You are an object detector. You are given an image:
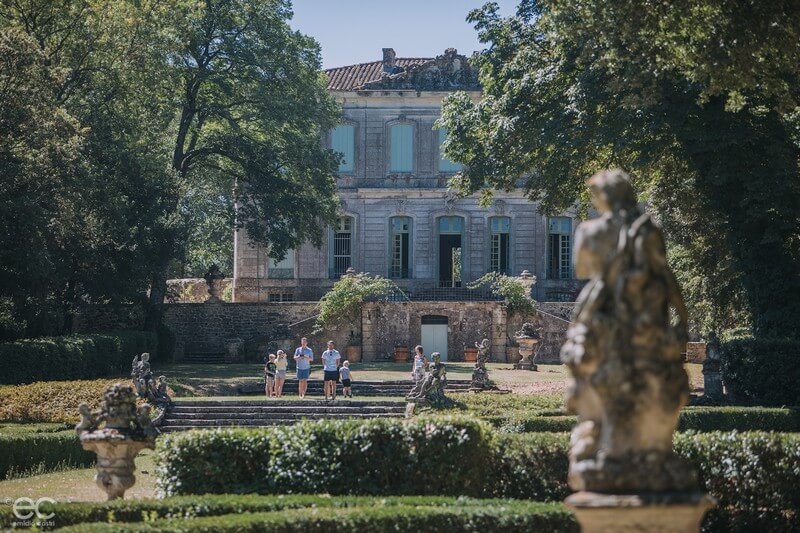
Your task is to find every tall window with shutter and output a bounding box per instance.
[438,128,462,172]
[331,124,355,173]
[489,217,511,274]
[547,217,572,279]
[390,123,414,172]
[331,216,353,277]
[389,217,411,279]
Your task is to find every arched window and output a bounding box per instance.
[390,123,414,172]
[438,128,462,172]
[389,216,412,279]
[331,124,355,173]
[331,216,353,277]
[489,217,511,274]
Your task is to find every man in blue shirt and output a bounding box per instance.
[321,340,341,401]
[293,337,313,399]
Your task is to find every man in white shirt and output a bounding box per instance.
[321,340,341,401]
[293,337,314,399]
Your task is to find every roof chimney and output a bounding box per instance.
[382,48,396,72]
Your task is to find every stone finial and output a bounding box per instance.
[517,270,537,296]
[203,264,225,303]
[344,266,357,277]
[76,383,157,500]
[382,48,396,71]
[561,169,711,530]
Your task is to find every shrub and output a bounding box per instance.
[315,273,403,333]
[0,379,130,423]
[0,424,93,478]
[484,407,800,434]
[721,337,800,406]
[0,331,157,385]
[155,416,494,497]
[0,495,576,531]
[444,392,564,416]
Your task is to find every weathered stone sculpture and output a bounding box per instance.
[470,338,494,391]
[560,170,711,531]
[203,263,225,303]
[131,353,171,408]
[514,322,541,371]
[76,383,157,500]
[406,352,447,405]
[701,331,723,402]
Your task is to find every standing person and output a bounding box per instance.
[274,349,288,397]
[321,340,341,401]
[411,345,428,383]
[264,353,277,398]
[294,337,313,399]
[340,360,353,398]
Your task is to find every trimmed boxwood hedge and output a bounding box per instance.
[484,407,800,433]
[722,336,800,407]
[155,419,800,532]
[0,424,93,478]
[156,416,493,497]
[0,495,577,532]
[0,330,157,385]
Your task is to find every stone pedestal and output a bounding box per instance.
[566,492,714,533]
[702,366,723,401]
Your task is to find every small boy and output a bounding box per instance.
[340,360,353,398]
[264,353,277,397]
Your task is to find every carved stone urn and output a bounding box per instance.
[514,322,541,371]
[76,383,157,500]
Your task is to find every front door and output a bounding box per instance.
[421,315,448,361]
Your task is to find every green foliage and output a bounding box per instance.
[0,331,156,385]
[440,0,800,336]
[0,379,134,424]
[0,424,93,479]
[468,272,537,316]
[155,416,492,497]
[721,337,800,406]
[0,495,576,533]
[315,273,404,332]
[444,392,564,416]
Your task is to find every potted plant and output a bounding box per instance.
[345,331,362,363]
[464,345,478,362]
[394,345,410,363]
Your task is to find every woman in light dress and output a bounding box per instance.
[274,350,288,397]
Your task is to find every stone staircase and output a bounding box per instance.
[159,399,407,432]
[181,352,226,364]
[238,379,473,397]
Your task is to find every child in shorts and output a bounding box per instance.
[264,353,277,397]
[340,360,353,398]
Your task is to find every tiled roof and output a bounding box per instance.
[325,58,432,91]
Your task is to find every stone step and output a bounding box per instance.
[167,408,407,418]
[173,399,405,407]
[162,413,404,424]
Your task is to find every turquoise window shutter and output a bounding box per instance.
[331,125,355,172]
[438,128,462,172]
[390,124,414,172]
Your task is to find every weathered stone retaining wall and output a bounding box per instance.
[75,300,574,365]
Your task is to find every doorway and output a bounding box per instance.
[421,315,448,361]
[437,216,464,288]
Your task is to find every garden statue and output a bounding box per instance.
[561,170,711,531]
[131,353,171,408]
[407,352,447,405]
[76,383,157,500]
[514,322,541,370]
[470,338,494,391]
[701,331,723,402]
[203,263,226,302]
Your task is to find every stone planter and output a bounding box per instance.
[394,346,409,363]
[514,337,539,371]
[464,347,478,362]
[346,345,362,363]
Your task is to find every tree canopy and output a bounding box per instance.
[440,0,800,336]
[0,0,341,337]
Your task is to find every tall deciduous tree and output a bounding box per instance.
[440,0,800,336]
[144,0,340,330]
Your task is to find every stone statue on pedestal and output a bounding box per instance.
[701,331,723,402]
[203,264,225,303]
[407,352,447,405]
[561,170,712,531]
[470,338,494,391]
[131,353,171,408]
